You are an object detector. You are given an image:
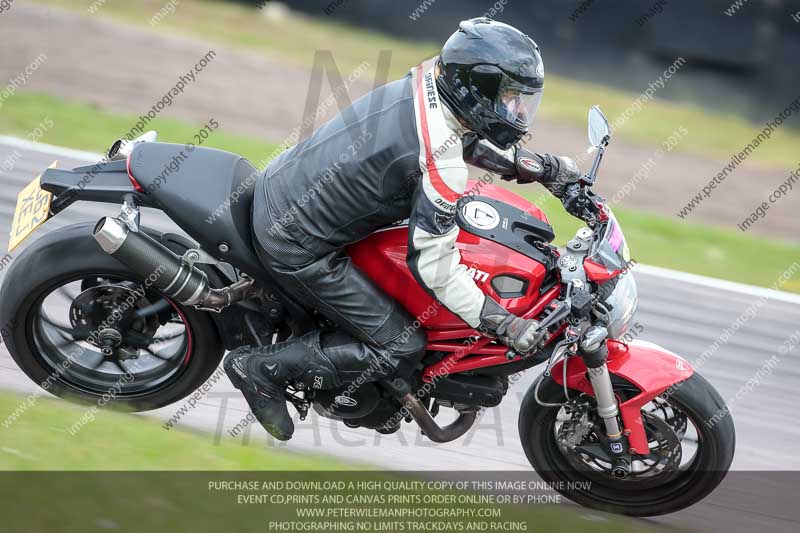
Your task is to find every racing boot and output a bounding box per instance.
[223,331,342,441]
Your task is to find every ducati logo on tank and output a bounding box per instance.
[462,200,500,230]
[466,267,489,283]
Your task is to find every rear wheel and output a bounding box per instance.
[0,223,224,411]
[518,372,735,516]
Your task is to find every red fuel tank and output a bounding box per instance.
[347,183,554,329]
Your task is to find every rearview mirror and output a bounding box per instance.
[587,106,610,148]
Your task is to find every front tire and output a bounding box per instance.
[0,223,225,411]
[518,372,735,516]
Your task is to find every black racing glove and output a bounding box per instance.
[561,183,605,225]
[461,134,580,197]
[503,148,581,198]
[477,298,546,355]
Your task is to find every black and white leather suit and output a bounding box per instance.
[244,57,580,392]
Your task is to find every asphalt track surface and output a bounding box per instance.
[0,139,798,532]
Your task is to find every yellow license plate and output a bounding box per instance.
[8,161,57,252]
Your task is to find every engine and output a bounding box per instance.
[427,374,508,408]
[312,383,403,433]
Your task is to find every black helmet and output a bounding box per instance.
[437,18,544,150]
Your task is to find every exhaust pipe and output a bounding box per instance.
[399,393,477,443]
[93,217,250,310]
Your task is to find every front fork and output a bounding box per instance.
[581,325,631,478]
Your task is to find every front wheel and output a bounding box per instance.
[0,223,225,411]
[518,372,735,516]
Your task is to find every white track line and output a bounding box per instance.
[635,264,800,305]
[2,136,798,305]
[0,135,103,161]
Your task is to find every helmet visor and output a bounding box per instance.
[467,65,544,148]
[495,78,542,129]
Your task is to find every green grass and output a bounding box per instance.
[3,90,799,293]
[33,0,800,169]
[0,390,660,532]
[0,391,348,470]
[0,92,278,165]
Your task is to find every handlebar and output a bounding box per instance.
[562,184,605,226]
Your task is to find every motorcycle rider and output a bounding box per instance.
[224,17,585,441]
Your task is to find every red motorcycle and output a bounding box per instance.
[1,107,733,515]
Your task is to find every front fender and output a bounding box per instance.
[550,340,694,454]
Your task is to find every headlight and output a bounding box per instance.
[602,272,638,339]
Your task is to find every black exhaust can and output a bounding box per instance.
[93,217,210,306]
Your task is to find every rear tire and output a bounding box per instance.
[518,372,735,516]
[0,223,224,411]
